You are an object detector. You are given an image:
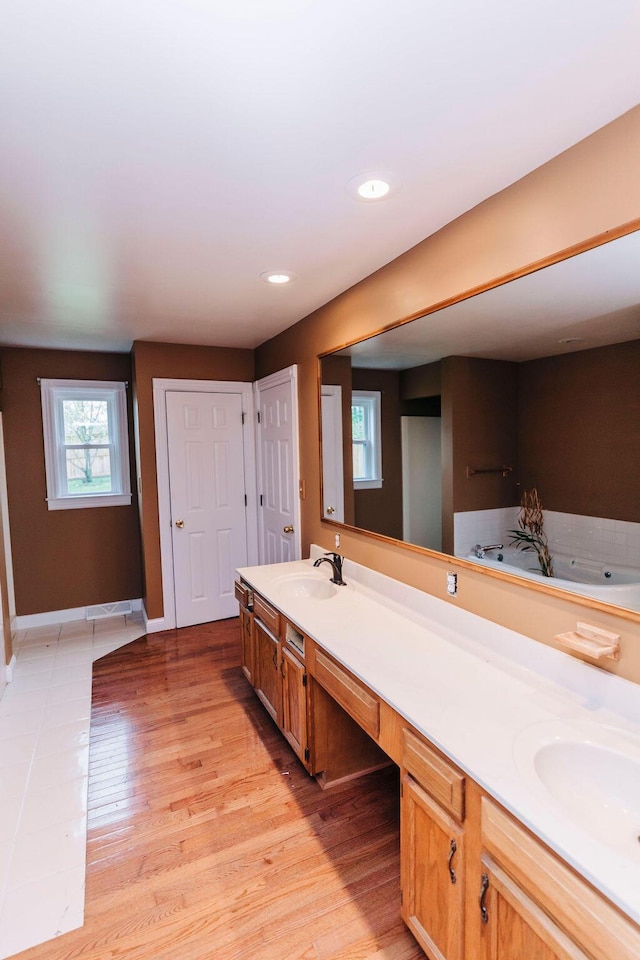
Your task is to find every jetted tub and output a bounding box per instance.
[465,547,640,611]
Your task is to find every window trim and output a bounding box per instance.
[352,389,383,490]
[40,378,132,510]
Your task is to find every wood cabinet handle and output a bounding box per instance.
[448,839,457,884]
[280,656,286,679]
[479,873,489,924]
[272,648,278,668]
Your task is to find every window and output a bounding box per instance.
[351,390,382,489]
[40,379,132,510]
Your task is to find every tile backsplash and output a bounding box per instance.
[454,508,640,570]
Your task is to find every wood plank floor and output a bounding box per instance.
[13,618,425,960]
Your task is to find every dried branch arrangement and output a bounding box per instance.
[509,487,554,577]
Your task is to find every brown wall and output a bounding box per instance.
[352,368,404,541]
[1,348,142,616]
[400,360,441,401]
[442,357,520,552]
[519,340,640,521]
[132,341,255,619]
[254,106,640,683]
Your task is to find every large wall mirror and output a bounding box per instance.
[319,227,640,616]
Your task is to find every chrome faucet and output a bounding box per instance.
[473,543,503,559]
[313,552,346,585]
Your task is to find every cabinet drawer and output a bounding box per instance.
[234,579,251,609]
[402,728,465,822]
[253,593,280,635]
[314,649,380,739]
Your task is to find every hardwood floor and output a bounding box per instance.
[13,618,424,960]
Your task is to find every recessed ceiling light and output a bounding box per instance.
[260,271,295,284]
[357,178,390,200]
[347,171,399,202]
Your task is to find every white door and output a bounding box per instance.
[321,386,344,523]
[401,416,442,552]
[256,368,300,563]
[166,391,248,627]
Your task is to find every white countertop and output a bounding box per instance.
[237,548,640,925]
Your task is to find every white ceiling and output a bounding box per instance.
[1,0,639,354]
[337,229,640,368]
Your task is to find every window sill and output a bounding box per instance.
[46,493,132,511]
[353,479,383,490]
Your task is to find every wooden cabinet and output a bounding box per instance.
[237,580,640,959]
[479,857,583,960]
[401,729,466,960]
[400,761,640,960]
[254,619,283,726]
[314,647,380,739]
[281,645,308,762]
[239,604,254,684]
[235,579,255,684]
[249,591,312,771]
[479,797,640,960]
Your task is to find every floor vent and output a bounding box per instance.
[86,601,132,621]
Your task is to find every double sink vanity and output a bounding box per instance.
[236,547,640,960]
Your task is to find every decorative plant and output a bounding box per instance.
[509,487,554,577]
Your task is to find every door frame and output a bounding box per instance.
[254,365,301,563]
[153,378,258,631]
[320,384,345,523]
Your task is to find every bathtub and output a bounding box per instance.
[464,547,640,611]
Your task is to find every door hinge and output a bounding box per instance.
[260,494,263,507]
[242,412,245,425]
[244,494,247,507]
[302,673,307,687]
[257,410,261,423]
[304,747,310,762]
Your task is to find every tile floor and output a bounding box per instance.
[0,614,146,959]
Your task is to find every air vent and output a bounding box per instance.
[86,601,132,621]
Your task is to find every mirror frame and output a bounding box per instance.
[318,217,640,624]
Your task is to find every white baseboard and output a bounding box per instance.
[5,654,16,682]
[16,599,143,631]
[142,602,173,634]
[1,653,17,686]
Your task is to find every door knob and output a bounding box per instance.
[283,525,294,534]
[326,506,335,515]
[175,519,185,528]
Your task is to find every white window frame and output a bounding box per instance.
[352,389,383,489]
[40,378,132,510]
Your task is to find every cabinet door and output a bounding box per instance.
[480,797,640,960]
[254,621,282,726]
[479,858,589,960]
[281,646,309,767]
[239,606,254,685]
[401,773,465,960]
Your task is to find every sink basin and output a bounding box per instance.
[272,573,338,601]
[515,719,640,861]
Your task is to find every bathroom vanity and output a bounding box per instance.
[236,550,640,960]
